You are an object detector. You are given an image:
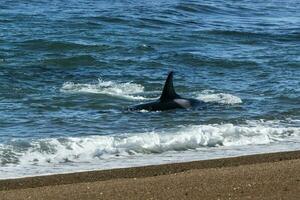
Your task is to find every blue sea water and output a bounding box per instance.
[0,0,300,178]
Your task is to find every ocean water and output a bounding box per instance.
[0,0,300,179]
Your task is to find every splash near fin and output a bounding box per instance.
[159,71,180,102]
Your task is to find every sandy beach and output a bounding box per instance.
[1,150,300,200]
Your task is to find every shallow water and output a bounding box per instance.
[0,0,300,178]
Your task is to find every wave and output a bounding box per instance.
[172,52,258,68]
[88,15,129,24]
[60,79,146,100]
[60,79,242,104]
[19,39,111,52]
[175,3,227,15]
[196,90,242,104]
[43,55,98,67]
[1,120,299,166]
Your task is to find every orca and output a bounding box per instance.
[128,71,203,111]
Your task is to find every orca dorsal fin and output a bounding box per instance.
[159,71,180,102]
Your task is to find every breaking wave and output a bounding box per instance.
[60,79,145,100]
[1,120,299,166]
[60,79,242,105]
[196,90,242,104]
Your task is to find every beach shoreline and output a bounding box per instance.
[1,150,300,199]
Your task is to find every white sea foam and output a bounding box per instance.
[1,120,299,166]
[196,90,242,104]
[1,120,300,179]
[60,79,242,105]
[60,79,146,100]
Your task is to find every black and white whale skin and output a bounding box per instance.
[128,71,204,111]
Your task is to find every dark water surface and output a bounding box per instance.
[0,0,299,178]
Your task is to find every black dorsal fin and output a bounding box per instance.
[159,71,180,102]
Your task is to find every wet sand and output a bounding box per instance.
[1,150,300,200]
